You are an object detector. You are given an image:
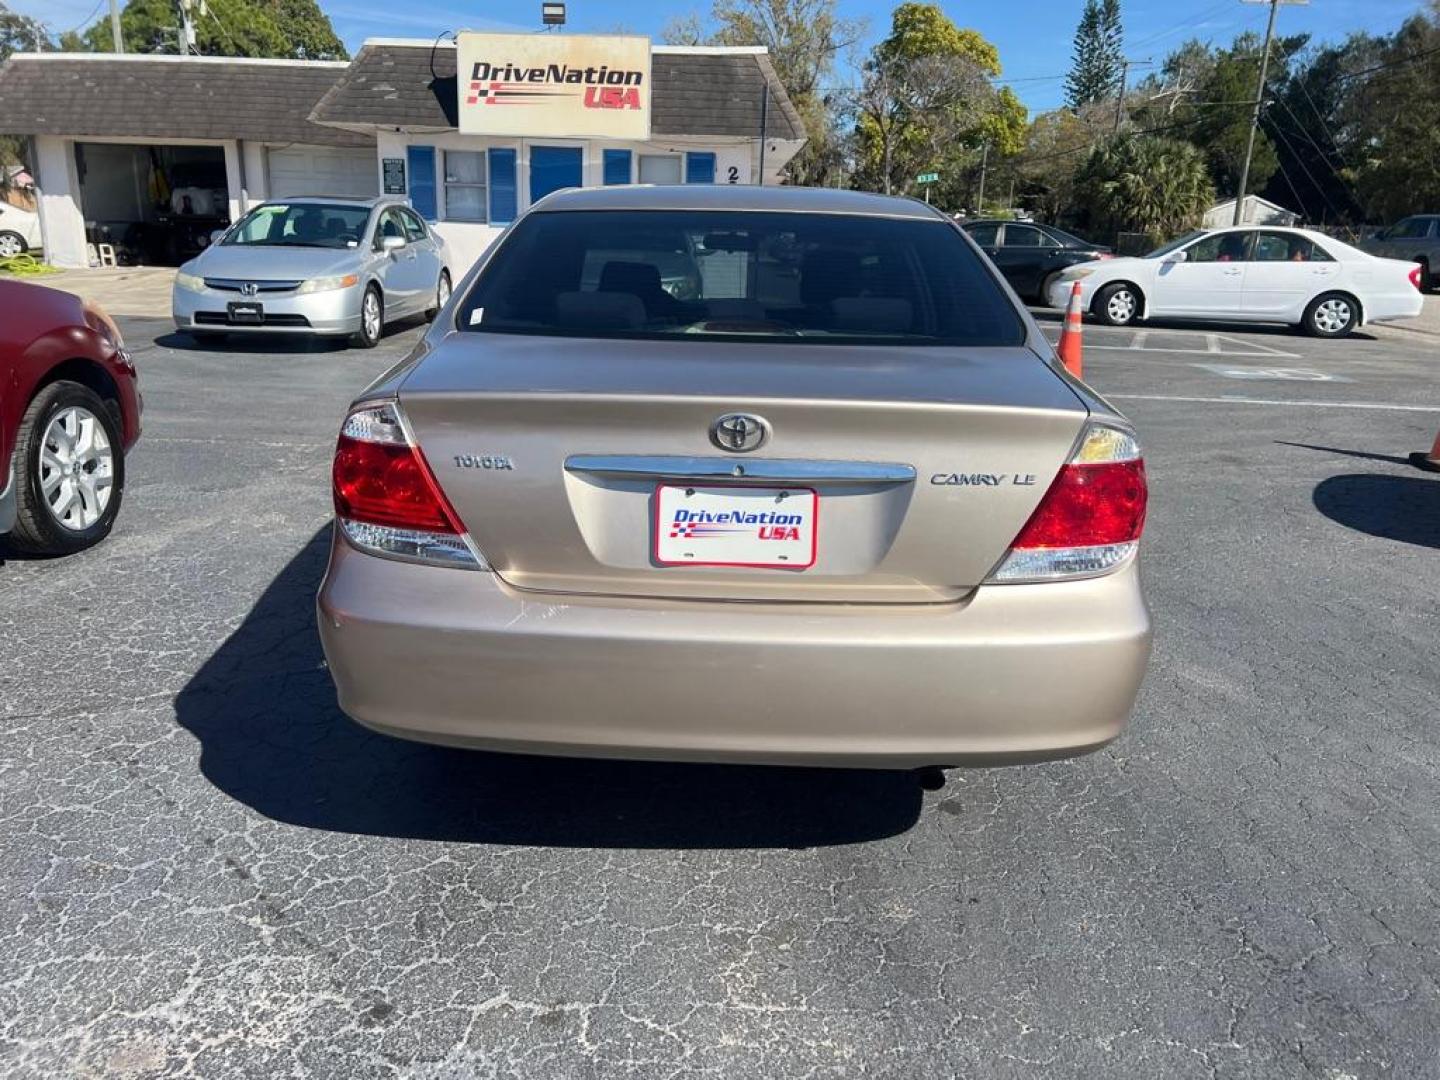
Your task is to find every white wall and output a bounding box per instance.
[34,136,86,268]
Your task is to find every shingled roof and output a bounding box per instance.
[308,41,806,142]
[0,54,372,147]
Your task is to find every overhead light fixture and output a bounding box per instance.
[541,2,565,25]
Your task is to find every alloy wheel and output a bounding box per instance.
[363,290,382,341]
[0,232,23,257]
[437,274,451,309]
[39,405,115,531]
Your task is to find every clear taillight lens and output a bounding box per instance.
[332,402,484,569]
[987,423,1147,583]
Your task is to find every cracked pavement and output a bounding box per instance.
[2,315,1438,1078]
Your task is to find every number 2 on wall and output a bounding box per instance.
[727,166,740,184]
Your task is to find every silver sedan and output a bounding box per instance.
[171,196,451,349]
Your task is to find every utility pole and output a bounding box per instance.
[1233,0,1306,225]
[109,0,123,52]
[975,142,989,214]
[1113,57,1153,135]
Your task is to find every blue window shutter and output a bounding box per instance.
[488,148,517,224]
[406,145,436,220]
[603,149,632,186]
[685,152,716,184]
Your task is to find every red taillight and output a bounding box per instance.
[1010,459,1147,548]
[989,423,1147,582]
[1410,265,1424,291]
[333,434,460,533]
[1096,252,1115,260]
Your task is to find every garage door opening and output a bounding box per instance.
[74,143,228,267]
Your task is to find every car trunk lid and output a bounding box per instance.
[398,333,1087,603]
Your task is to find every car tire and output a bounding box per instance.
[0,230,27,258]
[352,286,383,349]
[426,270,452,320]
[1303,292,1359,338]
[1418,258,1434,294]
[1094,282,1141,326]
[5,381,125,556]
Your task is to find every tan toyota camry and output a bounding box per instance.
[317,185,1152,768]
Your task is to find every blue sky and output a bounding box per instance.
[16,0,1432,114]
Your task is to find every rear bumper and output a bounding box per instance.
[317,532,1153,768]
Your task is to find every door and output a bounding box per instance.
[1243,231,1337,318]
[529,146,583,206]
[1149,230,1252,317]
[989,223,1054,298]
[399,207,443,304]
[266,146,378,199]
[372,208,429,315]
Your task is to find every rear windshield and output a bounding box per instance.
[456,210,1025,346]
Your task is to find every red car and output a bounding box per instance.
[1,280,141,555]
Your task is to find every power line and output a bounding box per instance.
[1332,42,1440,83]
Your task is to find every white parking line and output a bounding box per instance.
[1043,330,1301,359]
[1107,393,1440,413]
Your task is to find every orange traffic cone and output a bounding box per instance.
[1057,281,1084,379]
[1411,427,1440,473]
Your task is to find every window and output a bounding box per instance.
[1391,217,1432,239]
[603,149,632,186]
[406,146,436,221]
[400,209,428,242]
[1186,231,1252,263]
[444,150,487,223]
[456,209,1025,347]
[223,202,370,248]
[374,208,406,250]
[1252,231,1334,263]
[965,223,1000,246]
[637,154,682,184]
[685,153,716,184]
[1003,224,1047,247]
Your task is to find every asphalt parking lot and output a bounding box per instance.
[3,311,1439,1078]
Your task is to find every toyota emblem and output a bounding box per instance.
[710,413,770,453]
[241,282,259,297]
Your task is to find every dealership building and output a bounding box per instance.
[0,35,804,270]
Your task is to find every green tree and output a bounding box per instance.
[59,0,345,59]
[1073,135,1213,238]
[662,0,860,187]
[851,3,1021,196]
[1,3,52,181]
[1065,0,1123,109]
[1337,7,1440,220]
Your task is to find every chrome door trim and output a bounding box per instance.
[565,455,916,484]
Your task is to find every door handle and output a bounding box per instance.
[1222,267,1243,275]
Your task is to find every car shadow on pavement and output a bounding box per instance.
[154,330,351,354]
[173,528,923,848]
[1312,473,1440,549]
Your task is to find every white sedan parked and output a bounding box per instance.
[0,201,42,257]
[1046,226,1425,338]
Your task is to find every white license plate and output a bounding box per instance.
[654,484,817,569]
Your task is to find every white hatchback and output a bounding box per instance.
[1046,226,1425,337]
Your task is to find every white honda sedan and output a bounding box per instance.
[1046,226,1425,338]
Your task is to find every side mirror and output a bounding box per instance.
[209,228,227,245]
[1164,249,1188,264]
[381,235,407,253]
